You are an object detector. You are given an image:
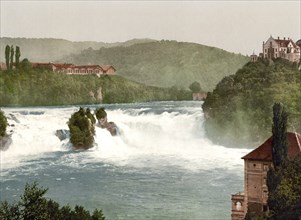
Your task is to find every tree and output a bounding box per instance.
[271,103,288,168]
[189,81,202,93]
[267,155,301,219]
[5,45,10,70]
[19,58,32,71]
[20,182,49,220]
[266,103,301,219]
[0,182,106,220]
[15,46,21,68]
[10,45,14,70]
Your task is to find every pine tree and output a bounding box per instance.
[15,46,21,68]
[5,45,10,70]
[10,45,14,69]
[271,102,288,168]
[267,103,289,217]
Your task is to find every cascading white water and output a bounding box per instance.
[0,102,250,219]
[1,103,249,174]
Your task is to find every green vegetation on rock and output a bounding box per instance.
[62,40,248,91]
[202,58,301,148]
[68,107,96,149]
[0,110,7,137]
[95,108,107,120]
[0,182,106,220]
[0,65,190,107]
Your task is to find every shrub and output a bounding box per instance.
[0,110,7,137]
[68,107,96,149]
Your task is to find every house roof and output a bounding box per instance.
[242,132,301,161]
[275,39,298,48]
[73,65,102,69]
[53,63,74,69]
[100,65,116,71]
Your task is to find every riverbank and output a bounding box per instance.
[0,69,191,107]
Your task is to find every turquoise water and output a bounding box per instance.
[0,101,248,219]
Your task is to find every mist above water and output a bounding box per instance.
[1,102,248,173]
[0,102,250,219]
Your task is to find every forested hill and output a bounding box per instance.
[60,40,249,91]
[0,67,190,107]
[202,58,301,148]
[0,37,155,63]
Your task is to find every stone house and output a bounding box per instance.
[192,92,207,101]
[262,36,300,62]
[231,132,301,220]
[0,62,7,70]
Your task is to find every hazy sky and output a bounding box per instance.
[1,0,300,55]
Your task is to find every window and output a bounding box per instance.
[263,164,268,171]
[236,202,242,211]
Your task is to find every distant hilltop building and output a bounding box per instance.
[31,63,116,75]
[231,132,301,220]
[251,36,301,63]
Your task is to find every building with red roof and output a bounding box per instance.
[262,36,300,62]
[31,63,116,75]
[231,132,301,220]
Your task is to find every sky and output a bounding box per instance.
[0,0,300,55]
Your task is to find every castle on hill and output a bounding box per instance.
[250,36,301,63]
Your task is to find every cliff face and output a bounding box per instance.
[202,59,301,148]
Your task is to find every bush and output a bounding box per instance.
[0,110,7,137]
[95,108,107,120]
[68,107,96,149]
[0,182,106,220]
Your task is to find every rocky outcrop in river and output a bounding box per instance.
[95,108,118,136]
[0,134,12,151]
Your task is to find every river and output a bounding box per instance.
[0,101,249,220]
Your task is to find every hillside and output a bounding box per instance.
[61,40,249,91]
[0,67,190,107]
[0,37,155,63]
[202,58,301,148]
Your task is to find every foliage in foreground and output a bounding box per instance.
[0,110,7,137]
[68,107,96,149]
[266,103,301,219]
[0,182,105,220]
[203,58,301,148]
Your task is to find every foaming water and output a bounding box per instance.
[1,102,248,174]
[0,102,250,219]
